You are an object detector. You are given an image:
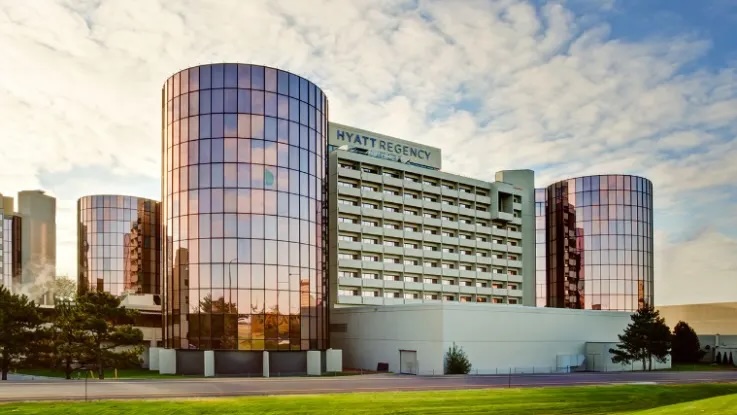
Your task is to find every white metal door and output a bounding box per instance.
[399,350,418,375]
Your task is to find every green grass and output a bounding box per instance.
[3,384,737,414]
[16,368,194,379]
[669,362,737,371]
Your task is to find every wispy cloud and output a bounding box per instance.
[0,0,734,304]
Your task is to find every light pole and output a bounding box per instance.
[228,258,237,312]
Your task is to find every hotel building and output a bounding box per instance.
[328,123,536,307]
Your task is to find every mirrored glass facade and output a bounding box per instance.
[161,63,328,351]
[77,195,161,296]
[537,175,654,311]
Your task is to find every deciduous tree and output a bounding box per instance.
[671,321,705,363]
[0,286,43,380]
[609,303,671,371]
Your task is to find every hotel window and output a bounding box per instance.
[338,199,358,206]
[384,222,400,229]
[404,276,420,282]
[384,257,401,264]
[442,247,455,253]
[404,292,420,299]
[403,242,418,249]
[362,255,378,262]
[361,202,378,209]
[339,235,357,242]
[404,209,418,216]
[478,266,489,272]
[424,277,438,284]
[509,299,518,304]
[424,293,439,300]
[406,175,420,183]
[460,296,472,303]
[477,297,488,303]
[339,163,357,170]
[385,239,399,246]
[461,264,473,271]
[339,289,359,296]
[459,202,472,209]
[385,274,402,281]
[361,167,378,174]
[424,228,438,235]
[460,249,472,255]
[403,259,419,266]
[423,245,438,251]
[384,205,399,212]
[383,171,400,179]
[424,261,438,268]
[361,185,376,192]
[338,253,357,260]
[461,280,473,286]
[441,231,454,237]
[476,236,488,242]
[441,199,455,206]
[423,179,437,187]
[424,212,438,219]
[476,281,488,288]
[405,192,419,199]
[338,217,358,223]
[441,279,455,285]
[404,225,418,232]
[423,196,437,203]
[362,237,378,244]
[384,292,402,298]
[338,181,357,188]
[443,295,455,301]
[492,283,503,289]
[508,283,518,290]
[362,290,380,297]
[493,298,503,303]
[441,263,455,269]
[338,271,358,278]
[459,233,471,239]
[362,273,379,280]
[509,255,518,260]
[362,220,378,227]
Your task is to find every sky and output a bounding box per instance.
[0,0,735,306]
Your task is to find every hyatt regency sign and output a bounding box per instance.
[328,122,442,169]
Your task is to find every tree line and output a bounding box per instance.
[610,303,728,370]
[0,286,144,380]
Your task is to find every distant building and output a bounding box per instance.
[18,190,56,301]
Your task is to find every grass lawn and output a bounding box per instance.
[670,363,737,371]
[3,384,737,414]
[16,367,193,379]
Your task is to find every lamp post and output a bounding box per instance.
[227,258,237,312]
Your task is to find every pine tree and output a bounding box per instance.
[444,342,472,375]
[76,292,144,379]
[671,321,705,363]
[716,351,722,364]
[0,286,43,380]
[609,303,671,371]
[729,352,734,366]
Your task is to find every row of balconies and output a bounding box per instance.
[337,222,524,245]
[337,276,523,296]
[337,258,524,273]
[336,196,524,227]
[338,240,523,256]
[336,167,501,202]
[336,296,519,306]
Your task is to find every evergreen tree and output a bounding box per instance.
[444,342,472,375]
[0,286,43,380]
[48,300,88,379]
[76,292,144,379]
[671,321,705,363]
[715,351,722,364]
[609,303,671,371]
[730,352,734,366]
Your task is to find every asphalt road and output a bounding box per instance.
[1,371,737,402]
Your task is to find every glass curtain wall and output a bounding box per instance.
[161,63,328,351]
[544,175,653,311]
[77,195,161,295]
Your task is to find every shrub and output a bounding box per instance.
[444,342,472,375]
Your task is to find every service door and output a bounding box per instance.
[399,349,418,375]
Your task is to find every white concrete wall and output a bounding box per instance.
[331,303,633,375]
[331,305,445,374]
[585,342,671,371]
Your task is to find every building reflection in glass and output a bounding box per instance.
[161,64,328,351]
[537,175,654,311]
[77,195,161,295]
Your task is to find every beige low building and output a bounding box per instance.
[659,302,737,336]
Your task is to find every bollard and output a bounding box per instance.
[114,368,118,380]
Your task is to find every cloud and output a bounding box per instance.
[0,0,735,305]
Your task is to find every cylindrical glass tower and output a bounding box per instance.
[77,195,161,295]
[161,63,328,351]
[542,175,653,311]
